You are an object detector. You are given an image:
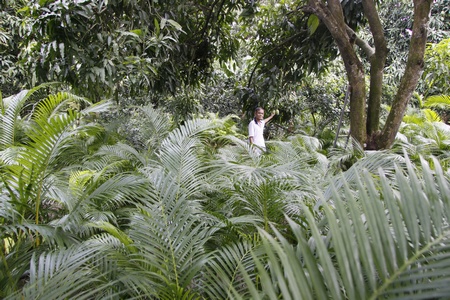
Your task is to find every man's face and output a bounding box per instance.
[255,110,264,120]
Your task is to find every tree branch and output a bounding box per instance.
[246,31,306,88]
[362,0,387,52]
[199,0,222,38]
[306,0,367,146]
[327,0,347,26]
[362,0,388,136]
[378,0,433,148]
[345,25,375,58]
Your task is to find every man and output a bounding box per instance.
[248,107,275,154]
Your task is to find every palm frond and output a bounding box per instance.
[229,178,296,232]
[80,99,113,115]
[157,118,216,197]
[0,222,79,298]
[0,146,22,167]
[136,105,172,150]
[122,175,216,299]
[232,154,450,299]
[92,142,148,170]
[270,140,327,171]
[7,242,122,300]
[395,120,450,163]
[55,173,153,232]
[0,90,30,148]
[423,95,450,109]
[268,138,329,187]
[210,138,297,186]
[3,111,80,224]
[2,92,112,228]
[319,150,406,208]
[30,92,90,121]
[202,238,262,300]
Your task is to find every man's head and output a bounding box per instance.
[254,107,264,120]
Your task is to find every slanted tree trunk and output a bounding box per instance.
[306,0,367,147]
[377,0,433,149]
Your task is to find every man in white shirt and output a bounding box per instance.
[248,107,275,154]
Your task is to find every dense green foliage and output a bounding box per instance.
[423,38,450,96]
[1,0,450,298]
[1,0,243,100]
[1,87,450,299]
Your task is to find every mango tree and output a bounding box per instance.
[242,0,438,149]
[12,0,243,101]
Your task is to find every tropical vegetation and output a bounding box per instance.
[1,0,450,299]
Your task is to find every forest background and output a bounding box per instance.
[1,0,450,299]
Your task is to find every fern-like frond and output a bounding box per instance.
[319,150,406,208]
[0,221,79,298]
[55,173,153,232]
[157,118,216,197]
[136,105,172,150]
[92,142,148,170]
[202,238,262,300]
[229,178,297,232]
[7,242,122,300]
[80,99,113,115]
[31,92,91,121]
[0,90,30,149]
[232,154,450,299]
[122,175,216,299]
[423,95,450,109]
[4,112,80,222]
[211,142,291,187]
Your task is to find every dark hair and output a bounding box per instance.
[254,107,264,123]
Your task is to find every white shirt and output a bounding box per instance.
[248,119,266,149]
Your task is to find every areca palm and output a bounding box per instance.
[199,133,445,300]
[3,97,450,299]
[3,103,226,299]
[423,95,450,111]
[229,155,450,299]
[19,175,216,300]
[204,134,322,240]
[394,106,450,167]
[0,88,112,296]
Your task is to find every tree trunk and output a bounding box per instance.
[363,0,388,140]
[377,0,433,149]
[306,0,367,146]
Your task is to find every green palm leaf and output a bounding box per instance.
[210,137,299,187]
[53,172,152,235]
[157,118,216,197]
[91,142,149,172]
[229,179,295,232]
[136,105,172,151]
[423,95,450,109]
[30,92,91,121]
[0,221,80,298]
[6,110,80,225]
[122,177,216,299]
[233,154,450,299]
[202,238,262,300]
[395,120,450,164]
[0,84,68,149]
[6,242,122,300]
[0,90,30,148]
[319,149,406,208]
[2,90,112,226]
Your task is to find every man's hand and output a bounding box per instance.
[265,109,278,123]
